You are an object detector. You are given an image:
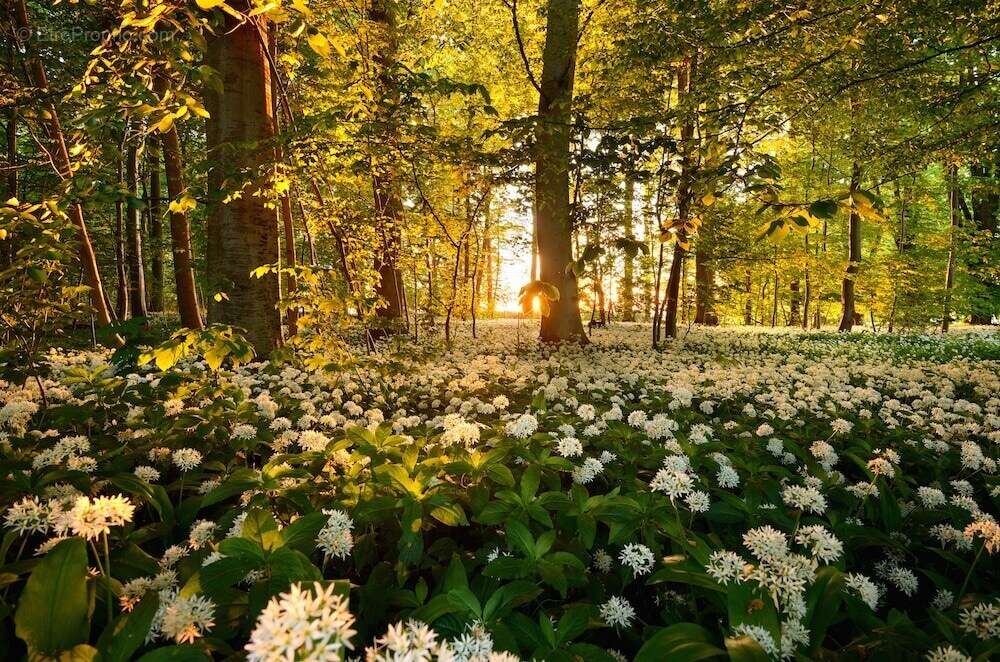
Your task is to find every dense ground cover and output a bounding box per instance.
[0,324,998,661]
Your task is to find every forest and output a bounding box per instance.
[1,0,999,660]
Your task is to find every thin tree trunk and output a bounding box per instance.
[203,9,280,351]
[13,0,114,327]
[622,166,636,321]
[642,186,654,320]
[125,142,148,317]
[535,0,586,343]
[269,29,298,337]
[838,161,862,331]
[943,164,960,332]
[1,99,15,268]
[115,154,129,320]
[662,55,696,339]
[771,268,779,327]
[744,269,753,325]
[147,137,164,312]
[155,74,203,330]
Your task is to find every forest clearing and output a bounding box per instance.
[2,0,1000,660]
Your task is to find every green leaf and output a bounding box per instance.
[281,512,327,553]
[449,587,482,618]
[635,623,725,662]
[15,537,90,655]
[242,508,282,551]
[506,520,535,558]
[136,645,211,662]
[99,593,160,662]
[725,636,771,662]
[807,566,844,653]
[808,199,839,219]
[556,604,592,645]
[429,502,469,526]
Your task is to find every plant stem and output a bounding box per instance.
[957,541,984,602]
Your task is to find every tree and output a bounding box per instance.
[124,142,147,318]
[535,0,587,343]
[12,0,114,329]
[369,0,408,334]
[204,6,281,353]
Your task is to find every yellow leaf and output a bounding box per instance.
[204,345,227,371]
[0,229,7,240]
[155,114,174,134]
[701,193,716,207]
[168,196,197,214]
[195,0,227,9]
[307,33,332,58]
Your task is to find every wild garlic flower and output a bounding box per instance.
[172,448,203,472]
[599,596,636,628]
[619,543,656,576]
[67,494,135,540]
[318,509,354,559]
[246,582,356,661]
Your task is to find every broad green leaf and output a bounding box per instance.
[15,538,90,655]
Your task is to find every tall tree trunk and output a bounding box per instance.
[147,138,164,312]
[1,99,14,268]
[125,143,148,318]
[535,0,587,343]
[621,168,636,321]
[789,279,800,326]
[268,28,299,337]
[204,9,281,352]
[744,269,753,325]
[369,0,407,332]
[694,231,716,325]
[970,160,999,324]
[838,161,862,332]
[802,235,811,330]
[13,0,114,328]
[771,268,779,327]
[943,164,960,332]
[115,155,129,320]
[663,55,696,339]
[642,185,654,320]
[155,74,203,330]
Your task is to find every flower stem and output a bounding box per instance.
[957,541,984,602]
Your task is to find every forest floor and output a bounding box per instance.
[1,322,999,660]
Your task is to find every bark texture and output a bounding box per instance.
[204,8,282,352]
[535,0,587,343]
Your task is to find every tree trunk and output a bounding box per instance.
[789,279,800,326]
[694,231,716,325]
[970,160,998,324]
[744,269,753,325]
[838,161,862,332]
[535,0,587,343]
[621,169,636,321]
[155,74,204,330]
[370,0,407,333]
[13,0,114,328]
[204,9,281,352]
[771,268,779,327]
[115,155,129,320]
[125,143,148,318]
[642,185,654,320]
[662,55,696,339]
[1,102,15,268]
[147,138,164,312]
[943,164,960,332]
